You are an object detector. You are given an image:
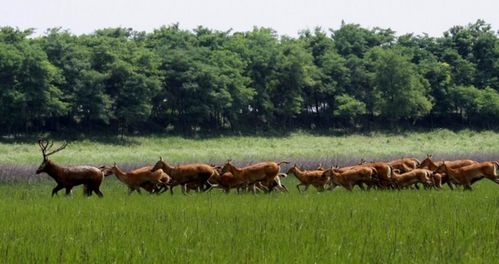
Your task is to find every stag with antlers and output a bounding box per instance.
[35,139,105,197]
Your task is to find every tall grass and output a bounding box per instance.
[1,129,498,165]
[1,180,499,263]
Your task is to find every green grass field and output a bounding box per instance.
[1,130,498,263]
[1,181,499,263]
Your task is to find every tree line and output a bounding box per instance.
[1,20,498,135]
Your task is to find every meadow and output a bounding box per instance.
[1,129,498,166]
[0,130,498,263]
[1,181,499,263]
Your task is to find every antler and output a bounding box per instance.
[39,140,68,157]
[38,139,51,158]
[38,139,47,153]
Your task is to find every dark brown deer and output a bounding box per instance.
[35,139,104,197]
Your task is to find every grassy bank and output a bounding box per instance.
[1,180,499,263]
[0,129,498,166]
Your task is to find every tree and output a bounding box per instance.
[334,94,366,125]
[367,47,432,121]
[0,28,67,133]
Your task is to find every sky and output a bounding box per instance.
[1,0,498,37]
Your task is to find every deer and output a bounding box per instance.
[207,171,248,193]
[420,154,478,189]
[435,161,499,190]
[100,163,171,195]
[257,173,288,192]
[390,169,433,190]
[322,166,378,191]
[35,139,104,197]
[336,161,392,189]
[220,160,289,193]
[419,154,477,171]
[388,158,421,173]
[286,164,329,192]
[151,157,218,195]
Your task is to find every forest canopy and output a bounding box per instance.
[0,20,498,135]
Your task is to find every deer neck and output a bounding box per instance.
[163,162,175,173]
[233,166,243,174]
[292,167,306,180]
[227,165,242,175]
[44,160,65,181]
[427,159,439,170]
[112,166,128,182]
[443,165,458,177]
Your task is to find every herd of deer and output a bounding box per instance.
[34,140,499,197]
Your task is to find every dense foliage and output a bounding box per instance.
[1,20,498,134]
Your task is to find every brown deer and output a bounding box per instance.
[336,161,392,189]
[390,169,433,189]
[435,161,499,190]
[419,154,477,171]
[286,164,329,192]
[151,157,218,194]
[360,162,392,189]
[420,154,478,189]
[207,171,248,193]
[388,158,420,173]
[35,139,104,197]
[323,166,378,191]
[100,163,171,195]
[220,160,289,193]
[257,173,288,192]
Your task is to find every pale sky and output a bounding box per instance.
[1,0,498,37]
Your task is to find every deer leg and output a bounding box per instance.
[128,187,134,195]
[52,184,64,197]
[205,184,215,192]
[65,187,73,196]
[251,184,257,194]
[181,184,189,195]
[94,188,104,198]
[461,177,473,191]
